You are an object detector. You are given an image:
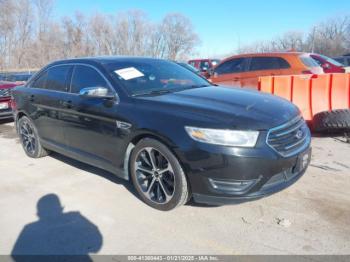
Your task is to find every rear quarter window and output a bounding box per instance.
[300,55,320,67]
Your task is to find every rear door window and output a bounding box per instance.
[214,58,246,75]
[70,65,110,94]
[249,57,290,71]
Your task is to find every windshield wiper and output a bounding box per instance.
[133,89,173,97]
[189,84,212,88]
[132,84,212,97]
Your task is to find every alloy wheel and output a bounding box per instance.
[134,147,175,204]
[19,120,36,155]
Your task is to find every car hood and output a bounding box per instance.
[136,86,300,130]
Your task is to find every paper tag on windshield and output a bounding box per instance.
[114,67,144,80]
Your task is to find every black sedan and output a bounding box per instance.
[11,57,311,210]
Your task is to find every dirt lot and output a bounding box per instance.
[0,120,349,255]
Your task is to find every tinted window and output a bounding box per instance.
[346,58,350,66]
[31,71,48,89]
[249,57,290,71]
[334,57,345,65]
[318,54,344,67]
[214,58,245,75]
[300,55,319,67]
[46,66,71,92]
[312,56,322,66]
[71,65,109,94]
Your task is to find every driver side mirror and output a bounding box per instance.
[79,87,115,100]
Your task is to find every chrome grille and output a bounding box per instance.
[0,88,11,98]
[267,116,310,157]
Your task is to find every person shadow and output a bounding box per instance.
[11,194,103,262]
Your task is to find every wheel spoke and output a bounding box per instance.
[140,151,152,167]
[159,164,173,175]
[25,141,32,152]
[156,182,163,202]
[146,177,156,196]
[21,132,29,139]
[145,148,157,169]
[159,179,172,201]
[137,166,153,175]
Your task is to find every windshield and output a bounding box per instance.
[319,54,344,67]
[178,62,200,73]
[107,59,211,96]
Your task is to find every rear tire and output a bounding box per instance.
[18,116,49,158]
[313,109,350,133]
[130,138,189,211]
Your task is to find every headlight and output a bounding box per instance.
[185,126,259,147]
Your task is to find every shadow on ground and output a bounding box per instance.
[11,194,102,261]
[50,152,140,200]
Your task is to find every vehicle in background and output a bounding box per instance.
[12,57,311,210]
[4,73,33,84]
[210,52,323,89]
[0,81,19,120]
[333,54,350,72]
[188,59,220,78]
[176,62,200,75]
[310,53,345,73]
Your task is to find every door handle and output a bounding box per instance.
[233,78,239,81]
[61,100,73,109]
[28,95,35,102]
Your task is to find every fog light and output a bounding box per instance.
[208,178,257,195]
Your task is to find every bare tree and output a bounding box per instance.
[0,2,200,70]
[237,15,350,57]
[0,0,16,68]
[158,13,199,60]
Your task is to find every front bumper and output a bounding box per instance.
[0,99,12,120]
[175,130,311,205]
[0,109,13,120]
[192,158,309,205]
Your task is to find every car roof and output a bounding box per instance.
[226,52,306,59]
[51,56,167,66]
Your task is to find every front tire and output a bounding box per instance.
[18,116,49,158]
[130,138,189,211]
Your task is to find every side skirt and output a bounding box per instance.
[41,139,128,180]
